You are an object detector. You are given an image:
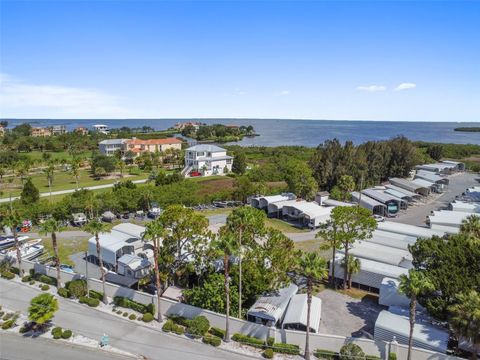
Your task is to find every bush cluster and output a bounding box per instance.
[366,356,381,360]
[79,296,100,307]
[186,316,210,338]
[57,288,71,298]
[388,354,397,360]
[41,284,50,291]
[113,296,154,314]
[128,314,136,320]
[202,334,221,347]
[62,329,73,339]
[88,290,104,300]
[34,273,57,286]
[1,319,15,330]
[51,327,73,339]
[29,280,35,285]
[142,313,154,322]
[262,348,274,359]
[123,312,128,317]
[21,275,32,282]
[314,349,338,359]
[231,333,265,349]
[209,327,225,339]
[168,315,190,327]
[67,280,87,298]
[10,267,20,275]
[271,343,300,355]
[1,271,15,280]
[266,337,275,347]
[162,319,184,334]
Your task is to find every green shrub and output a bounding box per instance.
[202,334,221,347]
[1,271,15,280]
[29,280,35,285]
[314,349,338,359]
[113,296,150,314]
[58,288,71,298]
[366,356,381,360]
[169,315,190,327]
[1,319,14,330]
[123,312,128,317]
[10,267,20,275]
[263,348,274,359]
[116,310,122,315]
[34,274,56,286]
[3,313,13,321]
[79,296,89,305]
[142,313,154,322]
[267,337,275,347]
[209,327,226,339]
[388,353,397,360]
[339,343,365,360]
[67,279,87,298]
[146,303,155,315]
[19,325,29,334]
[186,316,210,338]
[21,275,32,282]
[51,327,63,339]
[88,290,103,300]
[129,314,136,320]
[232,333,265,349]
[162,319,174,332]
[61,329,73,339]
[88,298,99,307]
[172,324,185,335]
[41,284,50,291]
[272,343,300,355]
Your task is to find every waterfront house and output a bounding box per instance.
[98,139,128,156]
[75,126,89,135]
[51,125,66,135]
[31,126,52,137]
[93,124,110,134]
[125,137,182,156]
[183,144,233,177]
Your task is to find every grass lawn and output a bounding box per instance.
[23,150,92,163]
[1,168,150,198]
[195,208,233,217]
[265,218,309,233]
[41,235,89,266]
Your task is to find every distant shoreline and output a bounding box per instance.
[454,127,480,132]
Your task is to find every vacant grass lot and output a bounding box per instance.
[41,235,89,266]
[264,218,309,233]
[23,150,92,163]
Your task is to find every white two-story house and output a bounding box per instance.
[183,144,233,177]
[98,139,127,156]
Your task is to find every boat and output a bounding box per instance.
[1,239,44,260]
[0,235,30,250]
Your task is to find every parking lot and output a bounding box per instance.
[316,289,385,338]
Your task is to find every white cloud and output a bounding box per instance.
[0,73,134,117]
[356,85,387,92]
[394,83,417,91]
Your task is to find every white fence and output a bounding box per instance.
[2,255,460,360]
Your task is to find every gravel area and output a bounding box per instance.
[316,289,385,339]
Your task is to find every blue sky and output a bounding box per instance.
[1,1,479,121]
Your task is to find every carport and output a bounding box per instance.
[389,177,430,197]
[351,191,386,216]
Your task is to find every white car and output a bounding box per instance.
[373,215,385,222]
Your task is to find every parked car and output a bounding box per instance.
[72,213,87,226]
[190,171,201,177]
[148,203,162,219]
[373,214,385,222]
[101,211,116,223]
[59,264,75,274]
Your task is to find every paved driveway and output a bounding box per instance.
[316,289,385,339]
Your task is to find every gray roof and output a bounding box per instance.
[351,191,387,211]
[389,178,429,192]
[112,223,145,238]
[99,139,126,145]
[385,184,421,198]
[385,188,413,200]
[186,144,226,152]
[362,189,404,205]
[282,294,322,333]
[247,284,298,324]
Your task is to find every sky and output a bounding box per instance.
[0,0,479,121]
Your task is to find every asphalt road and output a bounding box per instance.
[0,332,133,360]
[0,279,252,360]
[0,179,148,204]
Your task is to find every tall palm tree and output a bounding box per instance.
[449,290,480,360]
[399,270,435,360]
[1,212,23,275]
[341,256,361,289]
[70,159,81,190]
[460,215,480,239]
[39,218,66,288]
[298,252,328,360]
[143,220,166,322]
[317,220,341,288]
[43,162,55,201]
[213,228,239,342]
[84,220,109,304]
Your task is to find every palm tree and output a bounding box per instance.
[317,220,341,288]
[39,218,65,288]
[213,228,239,342]
[15,161,29,184]
[298,252,328,360]
[341,256,361,289]
[1,212,23,275]
[449,290,480,360]
[460,215,480,239]
[70,159,81,190]
[43,162,55,201]
[84,220,109,304]
[143,220,167,322]
[399,270,435,360]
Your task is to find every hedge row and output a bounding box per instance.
[58,288,71,298]
[33,273,57,286]
[51,327,73,339]
[113,296,155,315]
[208,327,226,339]
[162,319,184,334]
[202,334,221,347]
[79,296,100,307]
[88,290,104,300]
[1,271,15,280]
[231,333,265,349]
[271,342,300,355]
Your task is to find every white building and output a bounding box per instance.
[379,277,410,308]
[427,210,476,233]
[183,144,233,177]
[250,193,296,210]
[376,221,445,238]
[98,139,127,156]
[282,294,322,333]
[93,124,110,134]
[368,230,417,251]
[281,201,332,228]
[448,200,480,213]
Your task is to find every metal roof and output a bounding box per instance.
[247,284,298,323]
[369,230,417,250]
[335,254,408,279]
[322,199,354,207]
[411,178,436,188]
[375,310,449,353]
[186,144,226,152]
[112,223,145,239]
[428,210,476,227]
[389,178,429,193]
[385,184,421,198]
[449,201,480,213]
[282,294,322,333]
[99,139,127,145]
[362,189,404,205]
[267,199,301,212]
[88,231,136,253]
[283,201,332,219]
[118,254,150,270]
[414,171,446,184]
[377,221,445,238]
[338,240,413,268]
[384,188,412,201]
[351,192,386,211]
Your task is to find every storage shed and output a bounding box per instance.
[449,200,480,213]
[282,294,322,333]
[361,189,406,215]
[351,192,386,216]
[251,193,296,210]
[379,277,410,308]
[377,221,445,238]
[415,171,449,185]
[267,199,299,218]
[389,178,430,197]
[385,184,422,201]
[282,201,332,228]
[247,284,298,326]
[374,310,449,353]
[368,230,417,251]
[427,210,476,229]
[441,160,465,171]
